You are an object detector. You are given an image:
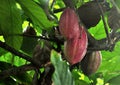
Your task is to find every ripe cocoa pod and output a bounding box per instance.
[64,27,88,65]
[81,51,102,76]
[59,8,80,39]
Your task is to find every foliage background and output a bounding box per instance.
[0,0,120,85]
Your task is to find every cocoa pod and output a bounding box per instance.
[64,27,88,65]
[59,8,80,39]
[77,1,110,28]
[81,51,102,76]
[33,44,42,62]
[33,40,51,65]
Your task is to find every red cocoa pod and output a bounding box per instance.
[64,27,87,65]
[81,51,102,76]
[59,8,80,39]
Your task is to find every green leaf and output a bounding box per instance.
[108,75,120,85]
[114,0,120,9]
[0,53,26,66]
[75,80,89,85]
[54,0,65,8]
[0,48,7,56]
[51,50,75,85]
[16,0,54,31]
[88,20,107,39]
[72,69,90,85]
[0,0,22,49]
[98,42,120,82]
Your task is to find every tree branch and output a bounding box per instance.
[88,31,120,51]
[11,34,64,44]
[97,0,111,44]
[0,41,41,66]
[53,8,65,13]
[0,64,35,79]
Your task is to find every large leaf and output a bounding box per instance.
[0,53,26,66]
[0,0,22,49]
[72,69,90,85]
[98,42,120,82]
[88,20,107,39]
[108,75,120,85]
[51,50,75,85]
[16,0,54,31]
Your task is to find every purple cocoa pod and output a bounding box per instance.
[81,51,102,76]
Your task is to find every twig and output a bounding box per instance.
[50,0,56,10]
[0,41,41,66]
[0,64,35,79]
[88,31,120,51]
[22,34,54,41]
[9,34,64,44]
[53,8,65,13]
[96,0,111,44]
[88,38,109,51]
